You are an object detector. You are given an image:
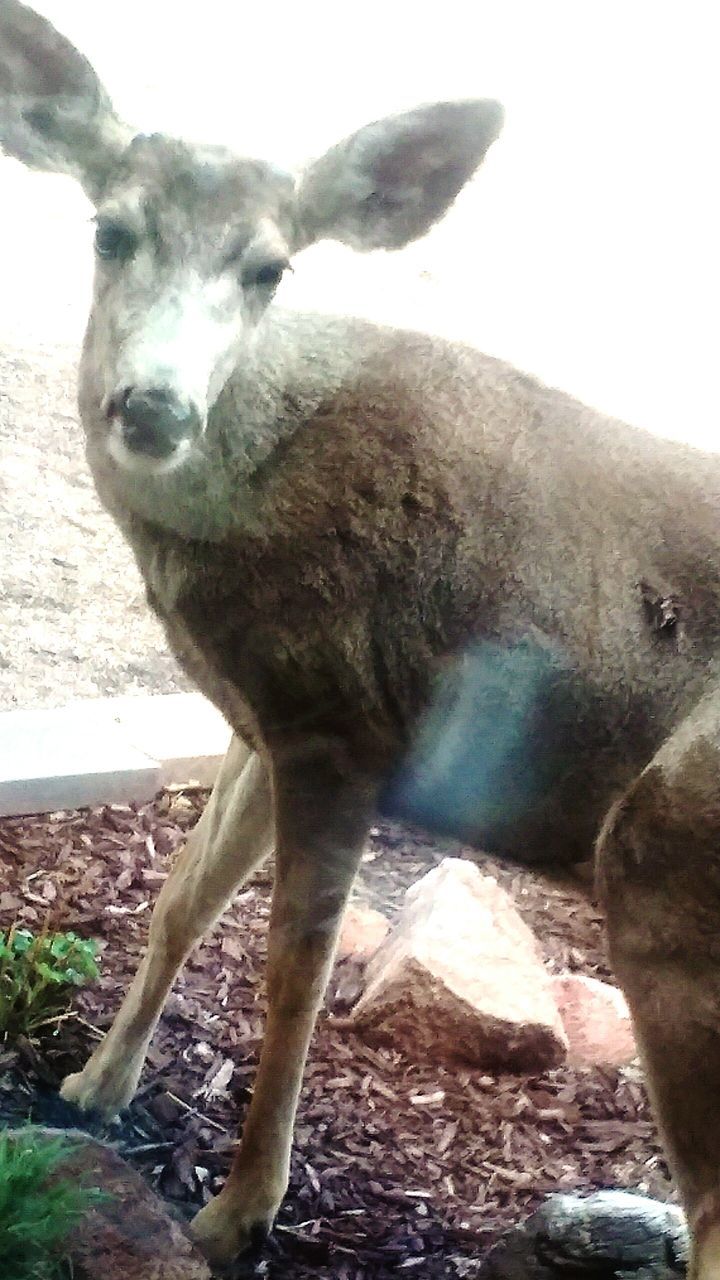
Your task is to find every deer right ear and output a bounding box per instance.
[0,0,131,200]
[294,99,504,253]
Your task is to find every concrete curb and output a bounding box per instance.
[0,692,231,817]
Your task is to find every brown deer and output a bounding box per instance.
[2,1,720,1273]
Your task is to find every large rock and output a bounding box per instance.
[552,973,637,1067]
[12,1128,211,1280]
[350,858,568,1071]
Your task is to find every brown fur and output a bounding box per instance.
[4,2,720,1271]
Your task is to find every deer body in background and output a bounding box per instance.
[3,2,720,1274]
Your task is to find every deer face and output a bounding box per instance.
[83,135,296,473]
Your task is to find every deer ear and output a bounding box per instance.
[295,99,503,252]
[0,0,130,200]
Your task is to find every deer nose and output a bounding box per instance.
[115,387,201,458]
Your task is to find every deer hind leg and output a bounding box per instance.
[189,738,375,1266]
[61,735,273,1117]
[597,687,720,1280]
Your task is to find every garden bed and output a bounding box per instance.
[0,791,674,1278]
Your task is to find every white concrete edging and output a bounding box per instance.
[0,692,231,817]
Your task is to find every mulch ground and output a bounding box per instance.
[0,790,674,1278]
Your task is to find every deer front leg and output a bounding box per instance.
[190,739,374,1265]
[61,736,272,1117]
[597,690,720,1280]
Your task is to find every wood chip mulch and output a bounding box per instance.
[0,791,674,1278]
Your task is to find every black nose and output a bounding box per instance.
[115,387,201,458]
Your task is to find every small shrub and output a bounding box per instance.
[0,1128,105,1280]
[0,926,99,1041]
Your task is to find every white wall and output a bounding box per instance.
[1,1,718,447]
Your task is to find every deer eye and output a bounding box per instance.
[94,219,137,262]
[245,258,289,290]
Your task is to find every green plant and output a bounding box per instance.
[0,1128,105,1280]
[0,926,99,1041]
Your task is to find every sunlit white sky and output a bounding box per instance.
[1,1,718,448]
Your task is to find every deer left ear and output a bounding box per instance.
[0,0,131,200]
[294,99,504,253]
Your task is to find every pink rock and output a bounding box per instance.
[350,858,568,1071]
[336,902,390,963]
[18,1128,211,1280]
[552,973,637,1066]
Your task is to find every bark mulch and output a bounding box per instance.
[0,790,674,1278]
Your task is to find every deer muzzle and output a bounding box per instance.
[109,386,202,460]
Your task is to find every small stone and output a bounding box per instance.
[336,902,390,963]
[478,1190,688,1278]
[552,973,637,1066]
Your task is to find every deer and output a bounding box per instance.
[2,0,720,1274]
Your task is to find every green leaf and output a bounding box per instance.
[10,931,34,956]
[0,927,100,1044]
